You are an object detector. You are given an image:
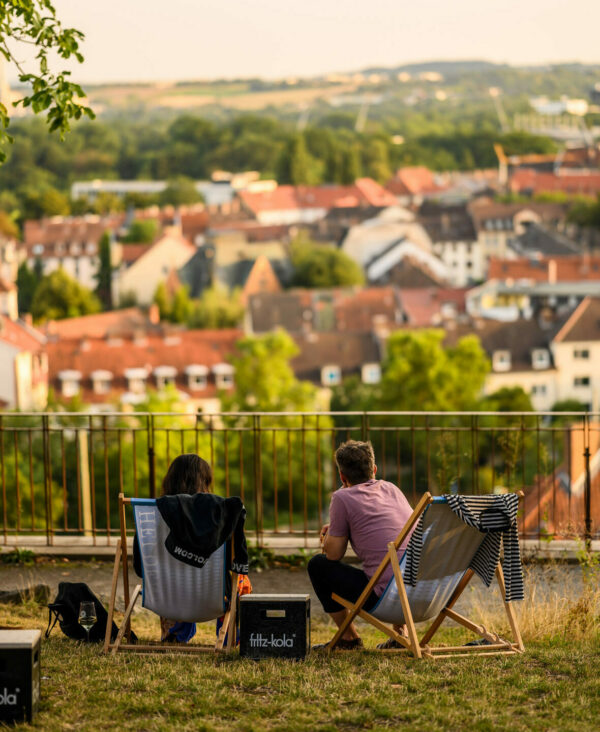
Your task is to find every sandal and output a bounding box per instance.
[312,637,363,651]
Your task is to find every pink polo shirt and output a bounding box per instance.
[328,479,414,597]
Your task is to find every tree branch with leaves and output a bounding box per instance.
[0,0,94,161]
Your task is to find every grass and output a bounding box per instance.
[2,564,600,732]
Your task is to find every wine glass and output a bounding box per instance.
[79,601,97,642]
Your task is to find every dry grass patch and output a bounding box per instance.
[1,595,600,732]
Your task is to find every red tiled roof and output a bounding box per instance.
[45,307,153,340]
[334,286,402,332]
[238,179,394,215]
[23,214,125,247]
[353,178,397,207]
[553,297,600,343]
[120,243,151,264]
[400,287,468,327]
[488,256,600,282]
[509,169,600,196]
[0,315,45,352]
[47,329,241,379]
[385,167,444,196]
[47,329,242,401]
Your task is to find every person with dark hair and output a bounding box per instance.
[308,440,413,650]
[133,453,251,644]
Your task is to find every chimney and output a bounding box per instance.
[148,303,160,324]
[548,259,557,284]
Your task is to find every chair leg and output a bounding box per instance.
[495,564,524,651]
[103,539,122,654]
[111,584,141,655]
[420,569,475,647]
[225,574,239,652]
[387,542,421,659]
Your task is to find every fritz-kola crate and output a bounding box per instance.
[0,630,41,724]
[239,594,310,659]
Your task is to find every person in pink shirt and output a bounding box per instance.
[308,440,414,650]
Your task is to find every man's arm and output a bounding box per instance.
[323,532,348,561]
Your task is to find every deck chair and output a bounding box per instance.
[327,492,525,659]
[104,493,239,655]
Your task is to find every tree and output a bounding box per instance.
[122,219,158,244]
[221,330,317,413]
[16,261,40,313]
[153,281,170,321]
[363,138,391,183]
[277,135,313,185]
[378,330,489,411]
[0,210,18,239]
[188,287,244,329]
[339,144,362,184]
[0,1,94,161]
[39,187,70,216]
[159,177,203,206]
[290,237,365,288]
[478,386,533,412]
[31,268,101,322]
[170,285,191,324]
[95,232,113,310]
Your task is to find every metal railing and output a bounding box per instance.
[0,411,597,548]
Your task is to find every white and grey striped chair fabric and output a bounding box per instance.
[132,499,227,623]
[371,497,485,626]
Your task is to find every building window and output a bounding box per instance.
[531,349,550,370]
[574,349,590,359]
[212,363,234,390]
[185,365,208,391]
[574,376,590,387]
[91,370,113,395]
[531,385,547,396]
[492,350,511,372]
[361,363,381,385]
[154,366,177,390]
[321,365,341,386]
[124,368,148,394]
[58,370,82,398]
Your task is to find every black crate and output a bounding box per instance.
[239,594,310,660]
[0,630,41,723]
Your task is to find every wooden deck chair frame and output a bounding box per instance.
[326,492,525,660]
[104,493,239,655]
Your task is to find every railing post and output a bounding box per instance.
[253,414,263,547]
[42,414,52,546]
[584,446,592,552]
[147,414,156,498]
[361,412,368,442]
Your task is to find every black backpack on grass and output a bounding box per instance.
[45,581,134,643]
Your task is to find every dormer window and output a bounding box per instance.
[212,363,234,389]
[492,350,511,372]
[185,364,208,390]
[321,364,341,386]
[531,349,550,370]
[361,363,381,385]
[90,369,113,395]
[124,367,148,394]
[154,365,177,390]
[58,369,82,398]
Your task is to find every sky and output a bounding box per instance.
[12,0,600,84]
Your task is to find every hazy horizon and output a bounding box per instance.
[7,0,599,85]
